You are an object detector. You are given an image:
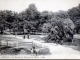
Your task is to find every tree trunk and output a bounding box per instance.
[0,29,3,34]
[13,27,15,35]
[0,40,1,46]
[23,29,25,39]
[23,34,25,39]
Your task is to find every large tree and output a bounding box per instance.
[44,15,74,43]
[68,4,80,33]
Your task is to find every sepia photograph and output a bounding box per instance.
[0,0,80,59]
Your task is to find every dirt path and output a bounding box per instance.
[1,35,80,59]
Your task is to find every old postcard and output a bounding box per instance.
[0,0,80,59]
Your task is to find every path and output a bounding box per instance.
[0,35,80,59]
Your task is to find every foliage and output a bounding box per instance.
[42,23,52,33]
[68,4,80,33]
[44,16,74,43]
[0,3,76,44]
[37,48,50,55]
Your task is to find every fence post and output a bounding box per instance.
[6,41,8,46]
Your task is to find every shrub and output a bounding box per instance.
[37,48,50,55]
[44,18,74,44]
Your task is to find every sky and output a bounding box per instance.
[0,0,80,13]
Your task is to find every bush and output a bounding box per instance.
[44,18,74,44]
[1,48,21,55]
[19,49,31,54]
[37,48,50,55]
